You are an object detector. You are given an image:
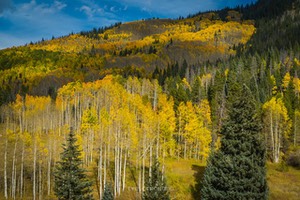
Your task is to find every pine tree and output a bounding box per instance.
[201,85,268,200]
[54,128,93,200]
[191,76,203,103]
[102,184,114,200]
[143,159,170,200]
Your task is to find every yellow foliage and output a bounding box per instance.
[13,94,23,111]
[81,107,98,131]
[270,75,278,95]
[21,131,32,146]
[293,77,300,97]
[182,78,191,91]
[263,97,291,139]
[282,72,291,90]
[201,73,212,89]
[177,100,212,160]
[158,94,176,156]
[30,34,100,53]
[225,68,229,78]
[295,58,300,67]
[198,99,212,125]
[263,97,291,162]
[25,95,51,115]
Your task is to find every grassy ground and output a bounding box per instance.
[163,160,300,200]
[1,160,299,199]
[117,159,300,199]
[116,158,205,200]
[267,163,300,200]
[164,159,206,200]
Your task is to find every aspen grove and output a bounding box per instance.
[0,75,212,199]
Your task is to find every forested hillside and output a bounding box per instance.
[0,0,300,199]
[0,12,255,105]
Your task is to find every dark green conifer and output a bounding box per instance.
[143,159,170,200]
[201,85,268,200]
[191,76,204,103]
[54,128,93,200]
[102,183,114,200]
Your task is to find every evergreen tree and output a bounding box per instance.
[143,159,170,200]
[201,85,268,200]
[102,184,114,200]
[191,76,203,103]
[54,128,93,200]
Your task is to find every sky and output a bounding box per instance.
[0,0,256,49]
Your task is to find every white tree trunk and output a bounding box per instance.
[33,139,37,200]
[20,143,25,198]
[11,140,18,199]
[38,161,42,200]
[138,151,141,193]
[269,112,276,162]
[47,147,52,196]
[118,144,123,195]
[104,144,107,191]
[149,145,152,180]
[4,137,8,199]
[122,149,127,191]
[98,142,102,199]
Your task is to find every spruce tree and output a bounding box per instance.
[201,85,268,200]
[143,159,170,200]
[102,184,114,200]
[54,128,93,200]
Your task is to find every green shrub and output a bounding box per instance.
[287,150,300,168]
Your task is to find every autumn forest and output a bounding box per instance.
[1,0,300,199]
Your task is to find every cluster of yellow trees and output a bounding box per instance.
[262,70,300,163]
[0,75,212,199]
[263,97,291,163]
[29,12,255,60]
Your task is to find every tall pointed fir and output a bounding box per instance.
[54,128,93,200]
[143,158,170,200]
[201,85,268,199]
[102,184,114,200]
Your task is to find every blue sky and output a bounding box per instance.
[0,0,256,49]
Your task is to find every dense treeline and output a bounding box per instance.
[79,22,122,39]
[0,76,211,199]
[1,48,300,198]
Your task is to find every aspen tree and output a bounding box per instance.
[263,97,291,163]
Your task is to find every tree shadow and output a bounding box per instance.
[190,164,206,200]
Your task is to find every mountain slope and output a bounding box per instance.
[0,13,255,105]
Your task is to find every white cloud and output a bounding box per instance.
[80,5,105,17]
[9,0,67,17]
[0,0,123,49]
[54,1,67,10]
[0,1,84,49]
[80,5,94,18]
[110,6,119,12]
[79,0,118,19]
